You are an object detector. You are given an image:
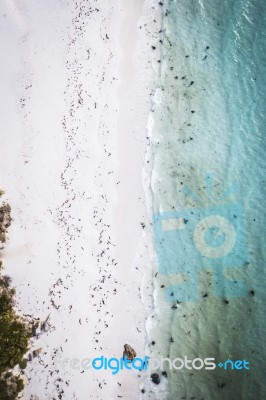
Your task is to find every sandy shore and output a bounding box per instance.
[0,1,160,399]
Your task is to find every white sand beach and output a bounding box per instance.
[0,0,161,399]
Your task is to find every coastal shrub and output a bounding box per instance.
[0,373,24,400]
[0,313,29,373]
[0,193,32,399]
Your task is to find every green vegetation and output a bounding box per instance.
[0,191,31,399]
[0,373,24,400]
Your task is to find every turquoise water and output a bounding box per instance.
[149,0,266,399]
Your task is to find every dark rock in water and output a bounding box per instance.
[218,382,226,388]
[123,344,136,361]
[151,373,160,384]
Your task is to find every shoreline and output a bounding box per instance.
[104,0,161,397]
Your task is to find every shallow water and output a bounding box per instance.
[148,0,266,398]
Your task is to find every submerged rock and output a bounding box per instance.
[151,373,160,384]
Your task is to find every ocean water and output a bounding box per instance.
[147,0,266,399]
